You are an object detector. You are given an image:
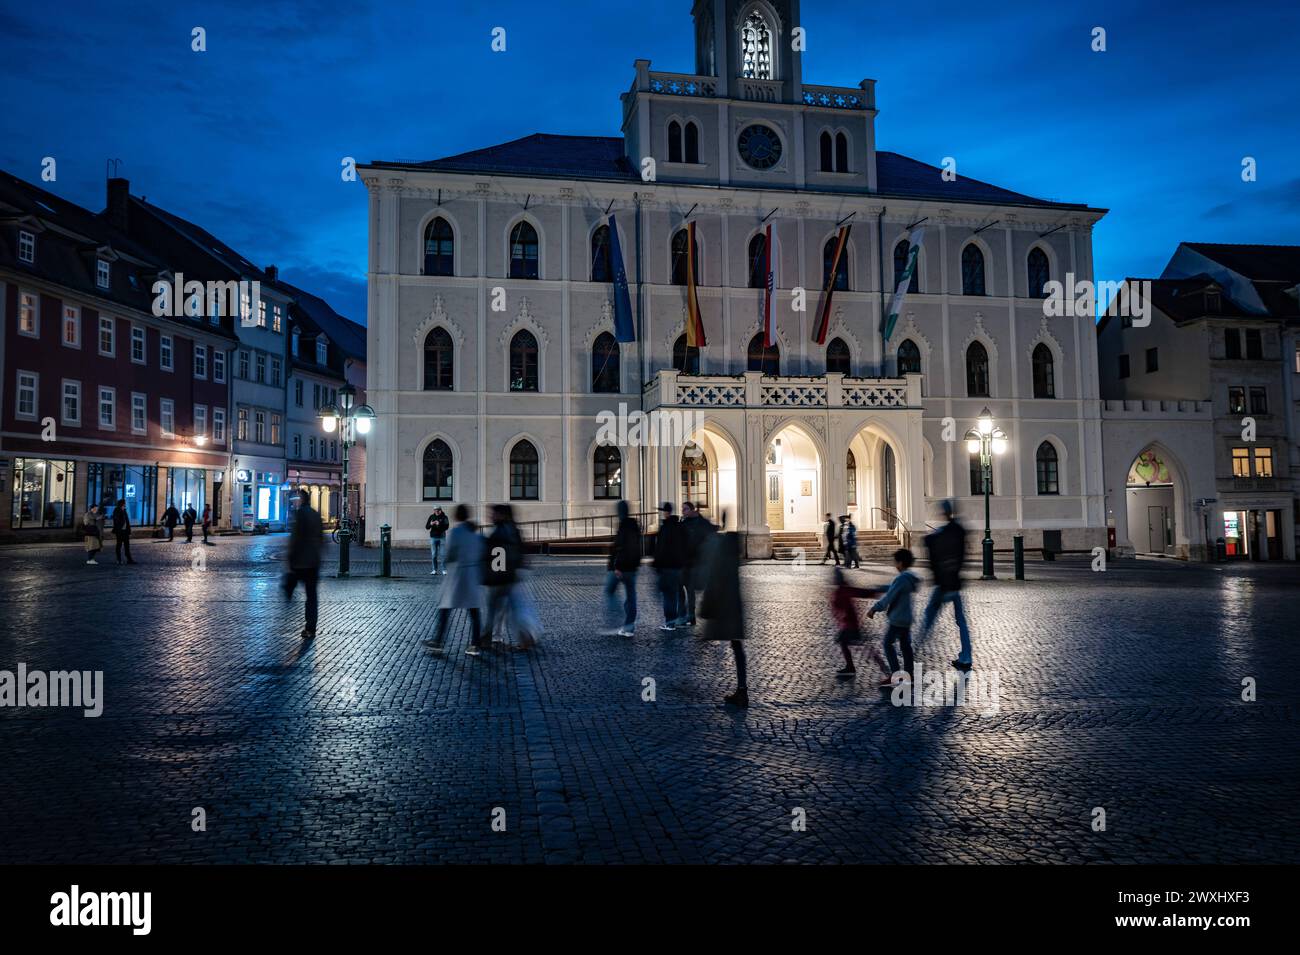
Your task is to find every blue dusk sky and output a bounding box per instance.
[2,0,1297,324]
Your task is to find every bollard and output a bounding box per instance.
[1013,535,1024,580]
[379,524,392,577]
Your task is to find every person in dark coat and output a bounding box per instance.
[921,499,972,671]
[604,499,642,636]
[820,513,839,565]
[652,502,687,631]
[680,501,716,627]
[425,506,450,575]
[162,502,180,541]
[182,504,197,542]
[112,500,136,564]
[698,531,748,707]
[201,504,213,544]
[283,489,324,640]
[483,504,529,650]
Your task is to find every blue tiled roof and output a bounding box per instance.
[372,133,1090,209]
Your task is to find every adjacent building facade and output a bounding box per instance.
[360,0,1109,555]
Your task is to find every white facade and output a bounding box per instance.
[361,0,1108,554]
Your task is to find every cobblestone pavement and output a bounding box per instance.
[1,535,1297,864]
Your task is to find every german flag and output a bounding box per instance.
[813,223,850,345]
[684,220,707,348]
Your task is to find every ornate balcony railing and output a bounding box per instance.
[802,82,874,110]
[644,371,919,411]
[647,71,717,97]
[738,78,782,103]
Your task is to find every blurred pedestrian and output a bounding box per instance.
[162,502,179,541]
[201,504,213,544]
[680,501,716,627]
[820,513,839,565]
[484,504,533,651]
[182,504,197,543]
[283,488,323,640]
[653,502,687,631]
[82,504,103,565]
[604,499,642,637]
[921,500,972,671]
[840,514,861,569]
[866,548,920,686]
[425,506,449,575]
[829,567,888,677]
[698,531,748,707]
[112,499,136,564]
[425,504,486,656]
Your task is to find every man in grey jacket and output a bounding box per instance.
[425,504,486,656]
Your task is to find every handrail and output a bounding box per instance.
[513,510,660,544]
[869,506,910,550]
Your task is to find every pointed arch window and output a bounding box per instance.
[673,334,700,375]
[670,227,699,286]
[668,120,683,164]
[509,441,539,500]
[423,327,454,391]
[1035,442,1060,495]
[747,332,779,375]
[826,337,851,375]
[747,233,767,288]
[846,449,857,506]
[422,439,453,500]
[681,445,709,511]
[835,132,849,172]
[969,451,993,496]
[961,243,986,296]
[1032,343,1056,398]
[591,225,613,283]
[897,338,921,376]
[591,331,620,393]
[423,217,454,276]
[1027,247,1050,299]
[593,445,622,500]
[965,341,990,397]
[684,121,700,164]
[893,239,919,293]
[740,11,772,79]
[509,330,539,392]
[823,236,849,290]
[819,131,833,172]
[509,221,539,280]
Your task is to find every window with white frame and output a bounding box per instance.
[254,410,266,443]
[258,299,267,327]
[160,334,174,371]
[98,315,115,356]
[96,259,111,289]
[255,353,266,382]
[160,398,175,437]
[131,393,147,434]
[238,350,249,379]
[294,379,303,406]
[309,436,316,459]
[98,386,115,429]
[131,325,146,364]
[61,380,81,425]
[62,305,80,347]
[194,404,207,438]
[270,357,282,387]
[18,230,35,263]
[16,371,38,419]
[18,291,38,336]
[213,349,225,382]
[194,344,207,379]
[271,412,281,445]
[291,328,300,356]
[292,433,301,458]
[272,303,282,333]
[240,289,252,324]
[236,408,248,440]
[316,339,328,365]
[212,407,226,443]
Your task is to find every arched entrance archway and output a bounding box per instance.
[847,423,906,531]
[1125,444,1182,556]
[680,425,739,530]
[764,423,821,531]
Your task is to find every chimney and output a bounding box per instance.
[106,177,130,232]
[264,264,278,281]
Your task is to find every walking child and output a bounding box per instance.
[829,567,888,677]
[866,548,921,687]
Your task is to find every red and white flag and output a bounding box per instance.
[762,223,779,347]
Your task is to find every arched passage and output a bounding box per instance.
[763,423,822,531]
[1125,444,1184,556]
[680,425,739,530]
[847,421,909,532]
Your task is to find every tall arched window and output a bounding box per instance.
[747,332,779,375]
[739,11,772,79]
[593,446,622,500]
[670,227,699,286]
[747,233,767,288]
[897,338,921,376]
[1027,247,1050,299]
[961,243,986,296]
[668,120,683,164]
[509,330,539,392]
[673,334,700,375]
[509,441,539,500]
[590,225,613,283]
[422,439,453,501]
[969,451,992,495]
[824,236,849,290]
[966,341,990,397]
[684,121,700,164]
[893,239,919,293]
[846,449,857,505]
[423,217,454,276]
[681,446,709,511]
[1035,442,1059,495]
[826,337,851,375]
[509,221,539,279]
[423,327,453,391]
[835,132,849,172]
[1032,343,1055,398]
[591,331,620,393]
[819,131,833,172]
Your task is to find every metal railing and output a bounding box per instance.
[869,506,911,549]
[514,510,661,544]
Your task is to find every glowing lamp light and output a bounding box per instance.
[966,439,981,454]
[991,437,1008,455]
[978,407,994,435]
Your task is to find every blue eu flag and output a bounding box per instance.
[608,214,636,343]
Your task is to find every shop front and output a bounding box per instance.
[1220,501,1291,560]
[9,458,77,529]
[87,463,159,527]
[232,465,287,532]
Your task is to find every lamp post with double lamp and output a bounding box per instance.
[317,383,375,577]
[965,407,1008,580]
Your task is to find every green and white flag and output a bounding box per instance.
[881,225,926,342]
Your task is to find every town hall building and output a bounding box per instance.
[360,0,1109,556]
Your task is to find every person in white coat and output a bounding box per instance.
[424,504,486,656]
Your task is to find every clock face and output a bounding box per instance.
[737,124,782,170]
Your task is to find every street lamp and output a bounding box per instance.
[964,407,1008,580]
[318,382,375,576]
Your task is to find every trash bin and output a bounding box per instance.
[1215,537,1227,562]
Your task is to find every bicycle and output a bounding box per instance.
[331,519,354,544]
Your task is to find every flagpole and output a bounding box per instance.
[634,195,646,518]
